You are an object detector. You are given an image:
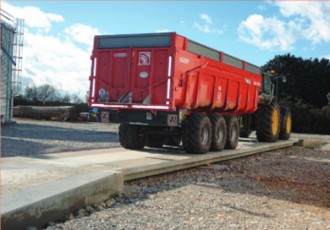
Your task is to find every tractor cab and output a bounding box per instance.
[261,70,287,99]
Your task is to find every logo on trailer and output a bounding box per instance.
[138,52,151,66]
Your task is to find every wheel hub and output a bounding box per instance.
[271,109,279,135]
[286,115,292,134]
[216,127,224,142]
[231,126,237,143]
[201,126,209,145]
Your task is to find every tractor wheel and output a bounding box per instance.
[224,116,239,149]
[209,114,227,151]
[279,107,292,140]
[119,124,145,149]
[145,134,165,148]
[256,102,280,142]
[182,113,212,154]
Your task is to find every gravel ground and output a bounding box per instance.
[45,146,330,230]
[2,118,330,229]
[1,118,119,157]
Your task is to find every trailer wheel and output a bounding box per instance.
[279,107,292,140]
[209,114,227,151]
[145,134,165,148]
[256,102,280,142]
[182,113,212,154]
[224,116,239,149]
[119,124,145,149]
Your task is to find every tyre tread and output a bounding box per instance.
[224,116,239,149]
[182,113,212,154]
[256,102,280,142]
[279,107,291,140]
[119,124,145,149]
[209,114,227,151]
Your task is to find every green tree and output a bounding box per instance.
[263,54,330,108]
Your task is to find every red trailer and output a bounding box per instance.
[89,33,262,154]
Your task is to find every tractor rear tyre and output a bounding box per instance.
[119,124,145,149]
[145,134,165,148]
[279,107,292,140]
[182,113,212,154]
[209,114,227,151]
[256,102,280,142]
[224,116,239,149]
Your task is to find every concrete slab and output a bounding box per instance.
[319,143,330,151]
[1,139,295,229]
[1,157,123,230]
[293,138,325,148]
[121,140,295,180]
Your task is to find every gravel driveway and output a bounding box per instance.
[46,145,330,230]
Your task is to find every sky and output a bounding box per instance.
[2,1,330,98]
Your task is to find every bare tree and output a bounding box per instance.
[25,84,60,104]
[70,93,84,104]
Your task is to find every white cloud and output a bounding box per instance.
[155,29,170,33]
[200,14,212,24]
[23,31,92,96]
[3,2,99,97]
[238,14,294,51]
[2,2,63,31]
[194,13,223,34]
[275,1,330,44]
[64,23,100,46]
[239,2,330,51]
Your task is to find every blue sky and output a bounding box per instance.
[2,1,330,97]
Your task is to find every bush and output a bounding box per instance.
[285,102,330,134]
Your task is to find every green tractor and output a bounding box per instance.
[240,70,292,141]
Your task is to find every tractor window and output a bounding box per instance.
[262,76,272,94]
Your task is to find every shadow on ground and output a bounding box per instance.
[1,122,119,157]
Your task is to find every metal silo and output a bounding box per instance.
[1,9,24,124]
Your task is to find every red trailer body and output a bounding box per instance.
[88,33,263,154]
[89,33,262,115]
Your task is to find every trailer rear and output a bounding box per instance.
[89,33,262,154]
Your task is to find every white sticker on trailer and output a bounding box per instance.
[253,81,261,87]
[132,105,170,110]
[91,104,128,108]
[179,57,190,64]
[114,52,127,58]
[93,58,97,77]
[168,56,172,77]
[245,79,251,85]
[166,78,171,100]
